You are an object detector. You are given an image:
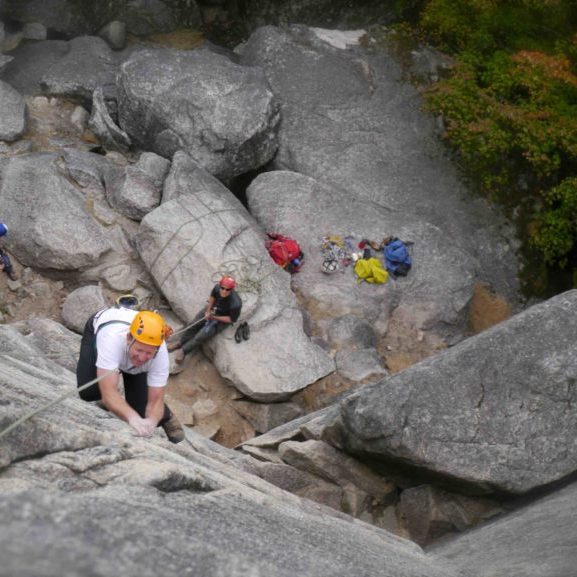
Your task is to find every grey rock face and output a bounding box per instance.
[8,318,81,373]
[117,48,280,178]
[89,85,132,152]
[0,36,119,105]
[161,149,226,204]
[328,314,378,351]
[0,347,460,577]
[61,147,116,189]
[0,325,75,398]
[0,79,25,140]
[0,40,70,96]
[38,36,118,106]
[398,484,504,547]
[0,0,192,37]
[234,400,304,433]
[0,0,112,36]
[240,26,519,307]
[104,152,169,221]
[247,170,477,339]
[22,22,47,40]
[335,348,387,382]
[279,439,396,504]
[98,20,127,50]
[62,285,108,334]
[430,481,577,577]
[334,290,577,495]
[0,153,111,270]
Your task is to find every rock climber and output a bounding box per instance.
[169,275,242,363]
[76,306,185,443]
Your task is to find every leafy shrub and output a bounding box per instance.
[419,0,577,282]
[419,0,577,55]
[532,177,577,266]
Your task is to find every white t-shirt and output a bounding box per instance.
[93,308,169,388]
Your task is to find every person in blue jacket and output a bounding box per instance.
[0,223,18,281]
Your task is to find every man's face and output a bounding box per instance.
[127,337,158,366]
[219,285,232,298]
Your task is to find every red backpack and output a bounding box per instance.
[266,233,304,273]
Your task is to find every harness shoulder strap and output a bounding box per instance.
[95,320,131,337]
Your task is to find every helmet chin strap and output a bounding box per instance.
[125,337,136,371]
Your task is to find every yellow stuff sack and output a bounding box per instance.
[354,257,389,284]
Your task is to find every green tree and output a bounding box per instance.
[416,0,577,292]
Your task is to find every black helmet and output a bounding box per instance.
[115,294,140,310]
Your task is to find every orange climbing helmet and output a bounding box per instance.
[129,310,168,347]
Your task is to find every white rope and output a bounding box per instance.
[0,365,118,441]
[168,314,208,339]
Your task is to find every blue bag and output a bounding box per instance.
[384,238,412,277]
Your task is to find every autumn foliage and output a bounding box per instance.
[415,0,577,293]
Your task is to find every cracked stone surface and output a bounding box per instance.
[0,337,459,577]
[329,290,577,495]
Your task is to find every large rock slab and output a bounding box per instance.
[0,39,73,96]
[0,322,79,379]
[240,26,520,327]
[331,290,577,495]
[430,481,577,577]
[117,48,280,179]
[0,0,195,37]
[62,285,108,334]
[37,36,118,106]
[0,80,26,141]
[89,85,132,152]
[398,484,504,547]
[0,153,111,270]
[136,154,334,400]
[279,439,396,503]
[104,152,170,220]
[0,338,460,577]
[248,170,477,337]
[0,37,140,104]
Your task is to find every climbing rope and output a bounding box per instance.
[213,254,272,295]
[167,314,207,340]
[0,364,118,441]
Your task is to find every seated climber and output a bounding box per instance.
[76,307,185,443]
[0,222,18,281]
[169,275,242,363]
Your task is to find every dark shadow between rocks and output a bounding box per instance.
[150,470,218,494]
[227,164,270,209]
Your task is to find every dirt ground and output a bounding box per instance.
[0,265,67,324]
[165,350,256,448]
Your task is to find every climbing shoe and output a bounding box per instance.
[235,322,250,343]
[162,414,185,444]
